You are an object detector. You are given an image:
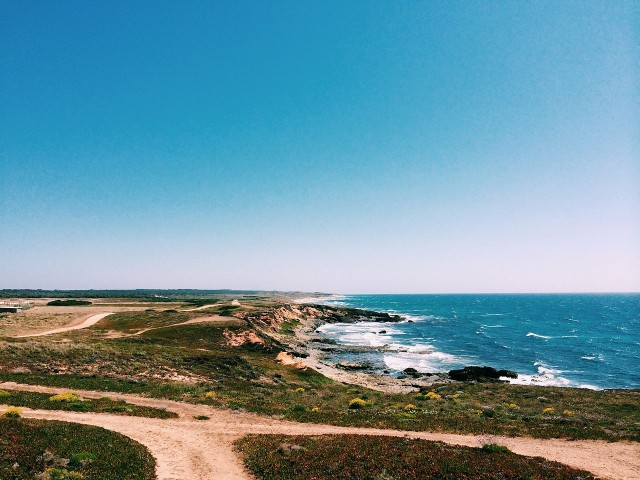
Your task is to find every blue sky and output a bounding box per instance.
[1,1,638,293]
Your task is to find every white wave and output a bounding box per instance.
[316,321,404,347]
[481,324,505,328]
[384,343,437,354]
[383,349,464,372]
[400,313,432,322]
[526,332,552,339]
[481,313,505,317]
[504,362,599,390]
[368,308,433,323]
[581,353,604,362]
[294,294,347,304]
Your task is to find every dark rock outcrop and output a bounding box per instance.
[336,361,373,371]
[448,366,518,382]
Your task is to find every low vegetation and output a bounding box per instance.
[46,300,93,306]
[0,417,155,480]
[0,303,638,442]
[0,389,175,418]
[236,434,597,480]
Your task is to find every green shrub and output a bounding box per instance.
[46,300,92,306]
[481,443,511,453]
[65,402,92,412]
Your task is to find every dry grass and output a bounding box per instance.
[0,301,163,337]
[0,312,81,337]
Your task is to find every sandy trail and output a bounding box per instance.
[182,300,242,312]
[182,304,220,312]
[14,312,114,338]
[133,315,235,335]
[2,382,638,480]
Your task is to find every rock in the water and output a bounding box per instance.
[403,367,418,374]
[448,366,518,382]
[497,369,518,379]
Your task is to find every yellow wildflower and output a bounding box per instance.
[2,407,23,417]
[49,392,79,402]
[348,398,367,409]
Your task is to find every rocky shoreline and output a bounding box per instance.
[243,302,518,393]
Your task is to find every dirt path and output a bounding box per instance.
[182,304,220,312]
[132,315,234,336]
[14,312,114,338]
[2,382,638,480]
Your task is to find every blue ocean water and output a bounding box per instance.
[315,294,640,390]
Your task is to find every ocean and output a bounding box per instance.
[313,294,640,390]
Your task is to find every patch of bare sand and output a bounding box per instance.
[182,304,220,312]
[225,329,265,347]
[275,352,307,370]
[2,382,637,480]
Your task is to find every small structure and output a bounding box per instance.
[0,300,31,313]
[0,306,22,313]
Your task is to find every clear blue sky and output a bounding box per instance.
[1,1,638,293]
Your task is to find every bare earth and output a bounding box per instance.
[1,299,165,337]
[14,312,115,338]
[2,382,638,480]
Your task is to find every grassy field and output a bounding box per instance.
[0,389,175,418]
[236,434,597,480]
[0,303,638,442]
[0,311,84,337]
[0,417,155,480]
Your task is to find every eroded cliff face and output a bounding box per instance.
[242,303,403,333]
[241,304,320,331]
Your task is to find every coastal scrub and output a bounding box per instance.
[0,417,156,480]
[236,434,598,480]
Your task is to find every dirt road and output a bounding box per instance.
[14,312,114,338]
[2,382,638,480]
